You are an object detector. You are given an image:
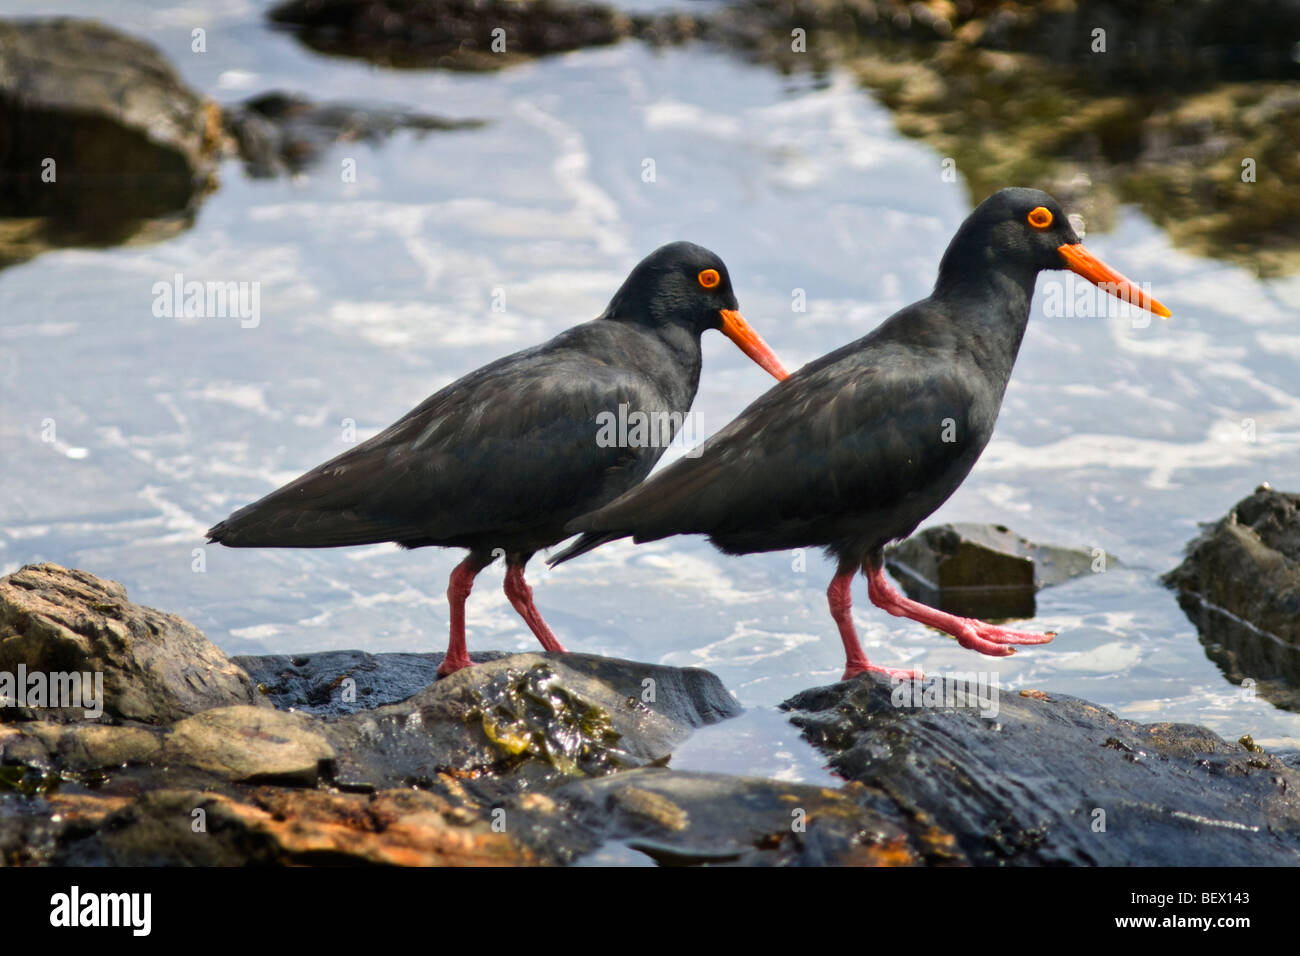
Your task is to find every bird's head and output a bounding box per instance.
[606,241,788,380]
[946,187,1170,318]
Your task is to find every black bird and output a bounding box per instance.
[207,241,788,675]
[551,188,1170,679]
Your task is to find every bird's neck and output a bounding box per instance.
[932,251,1038,383]
[604,311,703,406]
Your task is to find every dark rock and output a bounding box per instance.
[267,0,701,71]
[0,18,221,269]
[1165,486,1300,642]
[43,786,536,866]
[0,563,261,724]
[224,91,484,178]
[0,564,756,864]
[885,523,1114,618]
[502,767,919,866]
[269,0,635,70]
[782,674,1300,866]
[235,649,455,717]
[324,653,741,791]
[1164,486,1300,708]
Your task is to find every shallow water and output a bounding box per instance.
[3,1,1300,794]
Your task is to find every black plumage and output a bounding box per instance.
[208,241,787,674]
[551,188,1170,678]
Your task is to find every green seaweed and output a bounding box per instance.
[465,664,626,776]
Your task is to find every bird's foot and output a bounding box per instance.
[843,661,924,682]
[972,621,1056,646]
[951,619,1056,657]
[437,653,472,677]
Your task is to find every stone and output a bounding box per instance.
[0,563,261,724]
[224,91,484,178]
[1164,486,1300,708]
[161,707,334,786]
[324,652,741,791]
[0,18,222,268]
[884,522,1114,618]
[782,673,1300,866]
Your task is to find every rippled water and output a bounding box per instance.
[3,1,1300,787]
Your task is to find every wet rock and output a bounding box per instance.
[0,563,260,724]
[267,0,701,71]
[325,653,741,791]
[504,768,919,866]
[45,787,536,866]
[783,674,1300,866]
[1164,486,1300,708]
[4,721,162,773]
[885,523,1114,618]
[224,91,484,178]
[161,707,334,786]
[234,648,452,717]
[0,564,757,864]
[0,18,222,268]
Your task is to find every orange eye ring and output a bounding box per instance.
[1027,206,1053,229]
[698,268,721,289]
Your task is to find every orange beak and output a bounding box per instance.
[719,309,790,381]
[1057,244,1171,318]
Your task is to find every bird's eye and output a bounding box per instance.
[1027,206,1053,229]
[698,269,721,289]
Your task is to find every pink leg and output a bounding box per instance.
[504,562,567,654]
[828,567,923,681]
[864,562,1056,657]
[439,555,486,677]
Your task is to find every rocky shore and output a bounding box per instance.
[2,560,1297,866]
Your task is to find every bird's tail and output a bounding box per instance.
[548,531,625,568]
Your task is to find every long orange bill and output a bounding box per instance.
[1057,244,1171,318]
[719,309,790,380]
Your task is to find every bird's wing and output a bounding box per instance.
[207,351,674,548]
[561,343,979,551]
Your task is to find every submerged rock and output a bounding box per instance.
[504,768,918,866]
[224,91,485,178]
[0,18,489,268]
[885,522,1114,618]
[783,674,1300,866]
[1164,485,1300,709]
[267,0,700,71]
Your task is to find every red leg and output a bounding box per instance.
[504,561,567,654]
[439,555,487,677]
[828,566,922,681]
[863,561,1056,657]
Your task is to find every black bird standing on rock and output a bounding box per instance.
[551,189,1171,679]
[208,242,788,675]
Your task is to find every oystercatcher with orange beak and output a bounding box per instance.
[551,189,1171,680]
[208,242,788,676]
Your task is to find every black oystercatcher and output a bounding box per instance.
[551,189,1170,679]
[207,242,788,675]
